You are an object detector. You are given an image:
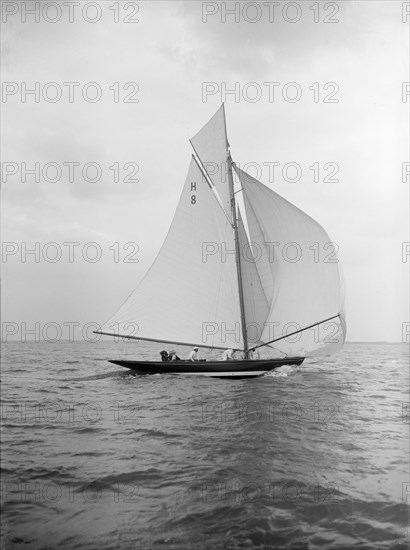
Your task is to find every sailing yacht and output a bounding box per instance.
[95,105,346,378]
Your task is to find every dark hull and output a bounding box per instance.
[109,357,304,379]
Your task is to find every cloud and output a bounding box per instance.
[2,0,408,341]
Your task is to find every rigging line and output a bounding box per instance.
[253,314,341,350]
[191,153,213,191]
[221,103,248,356]
[190,149,233,227]
[211,257,225,353]
[261,314,341,349]
[93,331,242,352]
[227,159,249,356]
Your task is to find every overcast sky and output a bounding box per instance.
[2,0,409,343]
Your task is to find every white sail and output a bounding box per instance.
[190,104,231,216]
[101,157,243,350]
[235,165,346,357]
[237,209,270,347]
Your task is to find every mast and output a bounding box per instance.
[223,105,249,358]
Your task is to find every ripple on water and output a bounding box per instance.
[0,342,408,549]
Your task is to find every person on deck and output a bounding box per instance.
[169,350,181,361]
[221,349,235,361]
[188,347,199,361]
[248,348,259,359]
[159,350,170,362]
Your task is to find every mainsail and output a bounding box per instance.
[97,105,346,358]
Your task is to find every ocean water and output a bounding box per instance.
[1,341,409,550]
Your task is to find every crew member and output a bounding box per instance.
[221,349,235,361]
[188,347,199,361]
